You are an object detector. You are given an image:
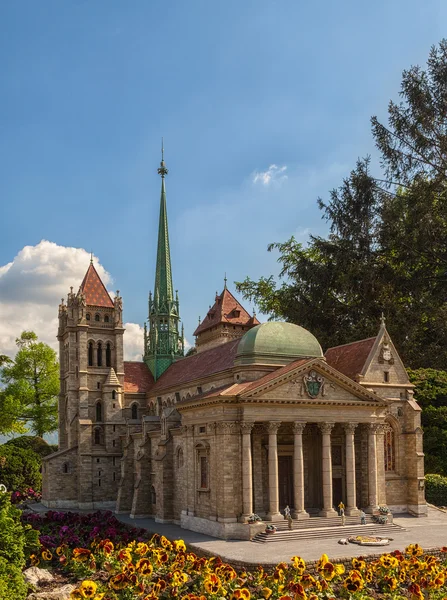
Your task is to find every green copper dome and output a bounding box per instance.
[235,322,323,366]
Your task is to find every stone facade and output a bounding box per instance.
[42,154,426,539]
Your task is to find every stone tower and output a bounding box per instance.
[193,282,260,352]
[144,145,184,380]
[57,259,125,508]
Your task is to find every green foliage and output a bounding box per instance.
[409,369,447,475]
[4,435,54,458]
[0,445,42,492]
[1,331,59,437]
[425,474,447,507]
[0,557,27,600]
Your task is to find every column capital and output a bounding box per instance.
[376,423,386,435]
[266,421,281,434]
[368,422,380,434]
[342,422,358,434]
[240,421,255,435]
[293,421,307,435]
[216,421,239,434]
[318,422,335,435]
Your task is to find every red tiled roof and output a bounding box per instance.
[151,339,240,393]
[79,263,114,308]
[124,361,154,393]
[324,337,376,380]
[193,287,259,336]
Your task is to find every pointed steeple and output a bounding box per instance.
[144,143,184,380]
[153,141,173,310]
[79,262,114,308]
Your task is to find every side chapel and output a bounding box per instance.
[42,151,426,539]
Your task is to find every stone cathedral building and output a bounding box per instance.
[42,152,426,539]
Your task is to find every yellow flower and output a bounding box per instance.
[230,589,251,600]
[172,570,188,586]
[118,548,132,564]
[109,573,129,590]
[261,587,272,599]
[343,570,364,593]
[135,542,149,556]
[80,580,97,598]
[136,558,153,576]
[379,554,398,569]
[406,544,424,557]
[204,574,221,594]
[30,553,40,566]
[72,548,92,563]
[351,557,366,571]
[41,548,53,561]
[174,539,187,552]
[291,556,306,574]
[382,575,398,591]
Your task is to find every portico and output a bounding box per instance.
[240,417,380,522]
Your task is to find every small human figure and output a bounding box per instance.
[284,505,291,518]
[341,512,346,526]
[338,501,345,516]
[360,510,366,525]
[287,514,293,530]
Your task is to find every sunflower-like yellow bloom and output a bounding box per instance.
[406,544,424,557]
[174,539,187,552]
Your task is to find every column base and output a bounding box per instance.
[265,512,283,522]
[365,506,378,514]
[292,510,309,520]
[319,508,338,517]
[345,507,360,516]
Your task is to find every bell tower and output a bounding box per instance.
[144,143,184,380]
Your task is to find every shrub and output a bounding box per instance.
[425,473,447,506]
[0,445,42,492]
[0,556,27,600]
[0,491,39,568]
[4,435,54,458]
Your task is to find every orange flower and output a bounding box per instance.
[72,548,92,563]
[97,539,114,555]
[230,589,251,600]
[109,573,129,590]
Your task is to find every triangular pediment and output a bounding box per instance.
[360,324,410,386]
[240,358,388,406]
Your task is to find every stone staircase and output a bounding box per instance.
[251,515,403,543]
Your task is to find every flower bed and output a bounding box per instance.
[23,511,447,599]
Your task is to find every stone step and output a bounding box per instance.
[262,515,377,530]
[252,523,402,543]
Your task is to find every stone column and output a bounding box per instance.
[318,422,337,516]
[366,423,379,513]
[376,423,386,506]
[241,422,255,520]
[292,422,309,519]
[343,423,359,515]
[266,421,282,521]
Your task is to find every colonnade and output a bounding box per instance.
[241,420,383,521]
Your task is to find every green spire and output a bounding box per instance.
[144,141,184,380]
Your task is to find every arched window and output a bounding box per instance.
[95,314,100,322]
[131,404,138,420]
[96,402,102,422]
[104,315,109,323]
[151,485,156,505]
[112,390,116,400]
[106,343,112,367]
[94,428,101,445]
[86,313,91,321]
[384,424,395,472]
[177,447,184,468]
[196,442,210,490]
[62,462,69,474]
[88,342,93,366]
[97,342,102,367]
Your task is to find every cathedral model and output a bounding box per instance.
[42,150,426,539]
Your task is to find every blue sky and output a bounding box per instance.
[0,0,445,356]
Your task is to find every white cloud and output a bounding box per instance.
[0,241,141,362]
[252,164,288,186]
[123,322,144,362]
